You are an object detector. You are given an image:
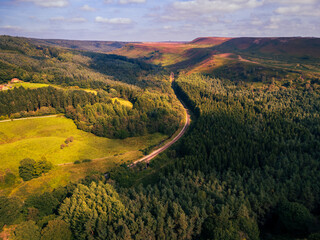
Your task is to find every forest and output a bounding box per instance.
[0,85,181,139]
[0,36,320,240]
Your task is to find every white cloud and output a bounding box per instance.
[50,16,66,21]
[265,16,281,29]
[267,0,317,4]
[81,4,96,11]
[251,18,263,25]
[18,0,68,7]
[50,17,87,22]
[95,16,132,24]
[0,25,22,30]
[275,5,320,16]
[156,0,264,22]
[163,25,172,29]
[172,0,263,14]
[119,0,146,3]
[275,5,301,14]
[104,0,146,3]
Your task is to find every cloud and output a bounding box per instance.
[275,5,301,14]
[119,0,146,3]
[274,5,320,16]
[251,18,263,26]
[163,25,172,29]
[104,0,146,3]
[50,17,87,22]
[95,16,132,24]
[81,4,96,11]
[171,0,264,14]
[0,25,22,30]
[267,0,317,4]
[155,0,264,23]
[18,0,68,7]
[50,16,66,21]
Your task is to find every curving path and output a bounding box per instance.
[129,98,190,167]
[58,99,190,168]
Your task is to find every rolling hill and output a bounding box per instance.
[29,38,128,53]
[214,37,320,58]
[189,37,231,45]
[113,37,320,86]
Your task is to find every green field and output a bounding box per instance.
[9,82,98,94]
[9,82,50,89]
[111,97,133,108]
[0,115,167,172]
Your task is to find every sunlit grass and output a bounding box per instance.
[111,97,133,108]
[0,116,166,171]
[6,81,98,95]
[0,115,167,198]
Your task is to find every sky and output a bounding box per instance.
[0,0,319,41]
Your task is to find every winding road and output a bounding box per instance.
[130,94,191,167]
[0,81,190,167]
[58,96,190,167]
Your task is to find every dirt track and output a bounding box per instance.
[130,98,190,167]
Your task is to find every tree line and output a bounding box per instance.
[0,86,181,139]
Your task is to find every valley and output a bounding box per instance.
[0,35,319,240]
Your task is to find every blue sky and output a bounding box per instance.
[0,0,319,41]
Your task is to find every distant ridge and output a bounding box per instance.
[189,37,232,45]
[29,38,129,53]
[215,37,320,58]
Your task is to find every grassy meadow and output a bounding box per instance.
[0,115,167,197]
[111,97,133,108]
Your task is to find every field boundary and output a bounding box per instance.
[0,115,59,123]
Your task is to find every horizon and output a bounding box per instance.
[1,34,319,43]
[1,0,319,41]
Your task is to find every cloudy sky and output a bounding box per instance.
[0,0,319,41]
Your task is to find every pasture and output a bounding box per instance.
[0,115,167,198]
[0,115,166,171]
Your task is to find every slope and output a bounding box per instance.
[29,38,127,53]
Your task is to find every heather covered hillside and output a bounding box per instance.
[114,37,320,89]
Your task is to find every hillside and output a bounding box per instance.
[0,35,185,198]
[113,37,320,88]
[214,37,320,58]
[189,37,231,45]
[30,38,128,53]
[112,38,228,67]
[114,36,320,64]
[0,35,320,240]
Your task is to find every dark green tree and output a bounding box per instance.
[278,201,315,234]
[0,196,23,231]
[19,158,36,181]
[41,219,72,240]
[13,220,41,240]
